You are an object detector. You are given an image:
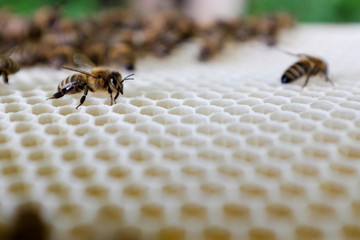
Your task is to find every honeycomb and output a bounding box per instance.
[1,25,360,240]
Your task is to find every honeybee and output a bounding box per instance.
[48,54,134,109]
[0,46,20,84]
[198,22,226,61]
[281,51,333,87]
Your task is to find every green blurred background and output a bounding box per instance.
[1,0,360,22]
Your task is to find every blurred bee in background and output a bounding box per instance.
[0,46,20,84]
[198,21,227,61]
[254,12,295,46]
[48,54,134,109]
[228,18,255,42]
[108,29,136,70]
[281,51,333,87]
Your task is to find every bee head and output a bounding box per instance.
[109,72,134,95]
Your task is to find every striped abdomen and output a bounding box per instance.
[0,58,20,74]
[281,60,311,84]
[58,73,87,94]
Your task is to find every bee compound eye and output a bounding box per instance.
[110,77,117,87]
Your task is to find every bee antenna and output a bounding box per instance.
[276,48,307,58]
[122,73,135,82]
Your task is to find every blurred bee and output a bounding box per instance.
[48,54,134,109]
[198,22,226,61]
[108,30,136,70]
[0,46,20,84]
[281,51,333,87]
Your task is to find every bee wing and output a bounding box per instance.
[73,53,96,69]
[62,66,100,79]
[2,46,19,57]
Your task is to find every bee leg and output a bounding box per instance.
[107,86,113,105]
[114,91,120,104]
[325,75,335,86]
[76,86,90,109]
[47,86,74,100]
[2,71,9,84]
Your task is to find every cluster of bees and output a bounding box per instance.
[0,7,333,108]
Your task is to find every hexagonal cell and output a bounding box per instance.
[213,135,240,148]
[222,203,250,221]
[136,123,162,135]
[45,124,67,135]
[112,103,137,114]
[210,113,235,124]
[252,104,279,114]
[171,91,194,99]
[323,119,348,131]
[239,184,267,199]
[292,164,319,178]
[58,106,76,116]
[38,114,60,125]
[279,132,306,144]
[181,114,207,124]
[21,134,45,148]
[197,124,222,136]
[265,203,293,220]
[96,204,124,223]
[255,165,282,180]
[166,125,192,137]
[331,109,356,120]
[9,113,32,122]
[180,203,207,220]
[303,146,330,160]
[289,120,317,132]
[152,114,178,125]
[300,110,328,121]
[264,96,288,105]
[156,99,181,109]
[267,147,295,161]
[342,225,360,240]
[313,131,340,144]
[7,181,31,196]
[183,98,208,108]
[281,103,308,113]
[85,184,109,199]
[246,135,273,147]
[233,150,260,164]
[130,98,153,107]
[72,165,95,180]
[294,225,323,240]
[32,104,55,115]
[307,202,336,219]
[28,149,51,162]
[95,149,118,162]
[49,97,73,107]
[86,106,109,116]
[319,181,347,198]
[129,149,154,163]
[140,203,165,221]
[270,111,297,122]
[329,163,357,177]
[310,100,335,111]
[197,92,221,100]
[116,134,142,146]
[240,114,267,124]
[108,166,131,180]
[15,122,36,133]
[74,125,94,136]
[163,149,189,162]
[5,103,27,113]
[237,98,262,107]
[148,136,174,149]
[203,226,231,240]
[259,122,284,133]
[123,114,149,124]
[123,184,148,199]
[66,114,90,125]
[36,165,58,178]
[198,149,224,162]
[280,183,307,199]
[158,226,185,240]
[62,149,83,162]
[195,106,222,116]
[168,106,194,116]
[140,106,165,116]
[1,165,24,177]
